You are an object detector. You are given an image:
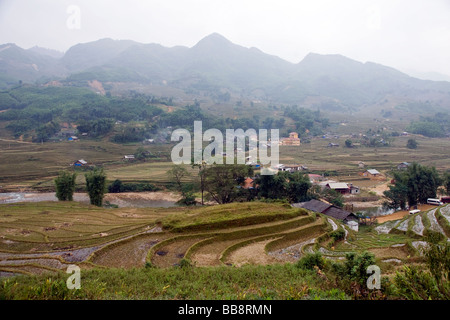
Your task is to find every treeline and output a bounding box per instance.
[159,103,329,135]
[406,112,450,138]
[0,86,163,139]
[168,164,342,207]
[282,106,329,137]
[0,85,330,143]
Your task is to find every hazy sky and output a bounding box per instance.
[1,0,450,77]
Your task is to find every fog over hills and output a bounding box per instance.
[1,33,450,109]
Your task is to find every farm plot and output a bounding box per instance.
[90,233,171,268]
[0,201,172,275]
[3,201,448,278]
[370,204,450,255]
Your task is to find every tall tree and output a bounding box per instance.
[54,171,77,201]
[203,164,252,204]
[167,165,196,206]
[383,171,408,210]
[286,172,312,203]
[192,161,207,205]
[384,163,442,209]
[257,171,311,203]
[258,172,287,200]
[85,168,107,207]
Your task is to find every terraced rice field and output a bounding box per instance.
[1,201,450,278]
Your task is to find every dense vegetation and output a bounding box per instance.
[406,112,450,138]
[383,162,443,210]
[0,85,330,143]
[0,86,163,139]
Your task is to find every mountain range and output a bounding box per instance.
[1,33,450,109]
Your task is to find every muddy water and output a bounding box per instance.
[0,192,177,208]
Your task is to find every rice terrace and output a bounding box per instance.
[1,194,450,300]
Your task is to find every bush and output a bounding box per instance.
[330,229,346,242]
[406,139,418,149]
[178,258,193,269]
[296,252,325,271]
[107,179,159,193]
[332,251,376,286]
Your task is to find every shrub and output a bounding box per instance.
[178,258,193,269]
[296,252,325,271]
[332,251,377,286]
[107,180,159,193]
[406,138,418,149]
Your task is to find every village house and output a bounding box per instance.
[397,162,410,170]
[308,174,324,184]
[362,169,381,177]
[318,180,337,188]
[123,155,135,161]
[349,184,360,194]
[280,132,301,146]
[326,182,351,194]
[280,164,303,172]
[292,199,359,230]
[327,143,339,148]
[73,159,88,167]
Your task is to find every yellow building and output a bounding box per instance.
[280,132,301,146]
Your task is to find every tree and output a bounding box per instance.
[54,171,77,201]
[345,139,353,148]
[257,171,312,203]
[383,170,409,210]
[406,163,442,205]
[85,168,107,207]
[192,161,207,205]
[406,138,418,149]
[258,172,288,200]
[203,164,252,204]
[286,172,312,203]
[167,165,196,206]
[134,147,152,161]
[383,163,442,209]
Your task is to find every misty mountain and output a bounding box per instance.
[27,46,64,59]
[2,33,450,109]
[0,43,66,86]
[61,38,139,72]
